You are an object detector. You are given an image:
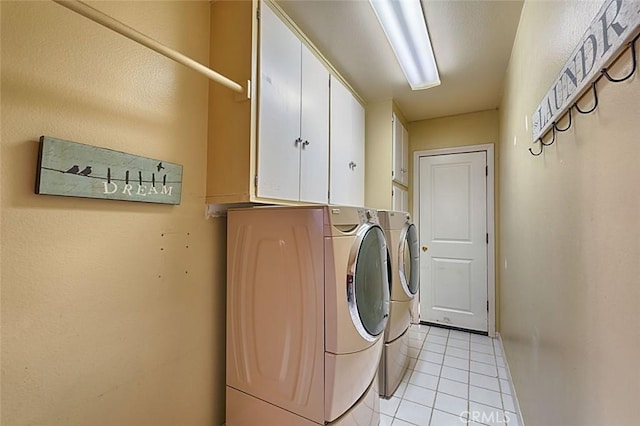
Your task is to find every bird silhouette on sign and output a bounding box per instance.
[78,166,92,176]
[156,162,165,172]
[64,165,80,174]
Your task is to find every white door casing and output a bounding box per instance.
[414,145,495,335]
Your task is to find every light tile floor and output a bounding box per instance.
[379,324,521,426]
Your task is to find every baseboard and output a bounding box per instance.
[495,333,526,426]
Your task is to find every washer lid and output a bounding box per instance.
[347,223,390,340]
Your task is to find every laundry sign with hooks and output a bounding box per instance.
[530,0,640,156]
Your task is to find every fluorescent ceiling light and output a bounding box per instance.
[370,0,440,90]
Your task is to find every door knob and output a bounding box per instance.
[421,246,429,252]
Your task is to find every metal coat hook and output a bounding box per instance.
[529,122,556,157]
[573,81,599,114]
[553,108,572,132]
[601,36,638,83]
[540,125,556,146]
[529,122,558,156]
[529,139,543,156]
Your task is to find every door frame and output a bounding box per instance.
[412,144,496,337]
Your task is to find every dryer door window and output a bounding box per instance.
[347,224,390,340]
[400,223,419,296]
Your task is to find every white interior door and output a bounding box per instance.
[299,45,329,204]
[419,151,488,332]
[257,3,301,201]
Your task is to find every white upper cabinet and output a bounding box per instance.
[392,113,409,186]
[330,76,365,207]
[206,1,362,206]
[257,3,329,203]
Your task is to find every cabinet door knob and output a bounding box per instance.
[421,246,429,252]
[302,140,310,147]
[348,161,357,170]
[295,137,302,146]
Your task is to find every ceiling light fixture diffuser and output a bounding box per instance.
[369,0,440,90]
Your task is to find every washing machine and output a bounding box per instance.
[377,210,419,398]
[226,205,390,425]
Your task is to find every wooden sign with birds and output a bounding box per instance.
[36,136,183,205]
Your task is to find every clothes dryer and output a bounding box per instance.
[377,210,419,398]
[226,205,389,425]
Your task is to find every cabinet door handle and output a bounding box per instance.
[302,140,310,147]
[348,161,357,170]
[295,137,302,146]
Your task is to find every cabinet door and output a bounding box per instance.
[392,113,409,186]
[299,45,329,203]
[257,3,301,201]
[401,124,409,186]
[392,185,409,213]
[350,94,365,206]
[392,113,402,184]
[329,76,364,207]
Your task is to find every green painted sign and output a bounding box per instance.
[36,136,183,205]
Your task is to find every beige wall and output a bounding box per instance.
[365,100,393,210]
[499,1,640,425]
[410,109,500,153]
[1,2,226,424]
[365,100,408,210]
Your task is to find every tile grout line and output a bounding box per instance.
[427,332,447,426]
[424,326,439,426]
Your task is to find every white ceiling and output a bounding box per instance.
[277,0,524,122]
